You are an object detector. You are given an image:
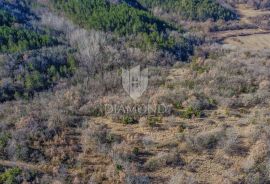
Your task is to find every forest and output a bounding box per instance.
[0,9,54,53]
[139,0,237,21]
[0,7,76,102]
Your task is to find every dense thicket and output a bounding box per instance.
[0,26,54,53]
[139,0,237,21]
[0,9,16,26]
[52,0,172,36]
[0,7,76,102]
[0,8,55,53]
[51,0,193,59]
[0,47,76,102]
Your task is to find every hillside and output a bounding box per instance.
[139,0,237,21]
[0,0,270,183]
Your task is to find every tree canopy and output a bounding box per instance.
[139,0,237,21]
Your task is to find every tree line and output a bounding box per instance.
[51,0,193,59]
[139,0,237,21]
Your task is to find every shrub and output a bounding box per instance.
[25,71,44,91]
[185,128,225,151]
[173,101,183,109]
[121,115,138,125]
[178,123,186,133]
[0,167,22,184]
[144,150,183,171]
[115,164,123,171]
[181,107,202,119]
[169,171,197,184]
[223,129,247,156]
[0,132,11,158]
[191,59,208,73]
[182,80,196,90]
[0,9,16,26]
[126,174,150,184]
[132,147,140,155]
[147,116,162,127]
[87,123,122,153]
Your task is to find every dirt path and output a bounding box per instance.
[212,29,270,41]
[212,5,270,40]
[0,159,53,174]
[215,4,270,49]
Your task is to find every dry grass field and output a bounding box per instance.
[224,33,270,50]
[223,5,270,49]
[236,4,270,23]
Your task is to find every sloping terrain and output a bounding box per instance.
[0,0,269,184]
[223,4,270,49]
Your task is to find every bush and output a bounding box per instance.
[169,171,197,184]
[24,71,44,91]
[223,129,246,155]
[87,123,122,153]
[0,9,16,26]
[122,115,138,125]
[144,150,183,171]
[146,116,162,127]
[185,128,225,151]
[181,107,202,119]
[0,167,22,184]
[126,174,150,184]
[0,132,11,158]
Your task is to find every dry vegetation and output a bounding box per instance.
[219,4,270,50]
[0,0,269,184]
